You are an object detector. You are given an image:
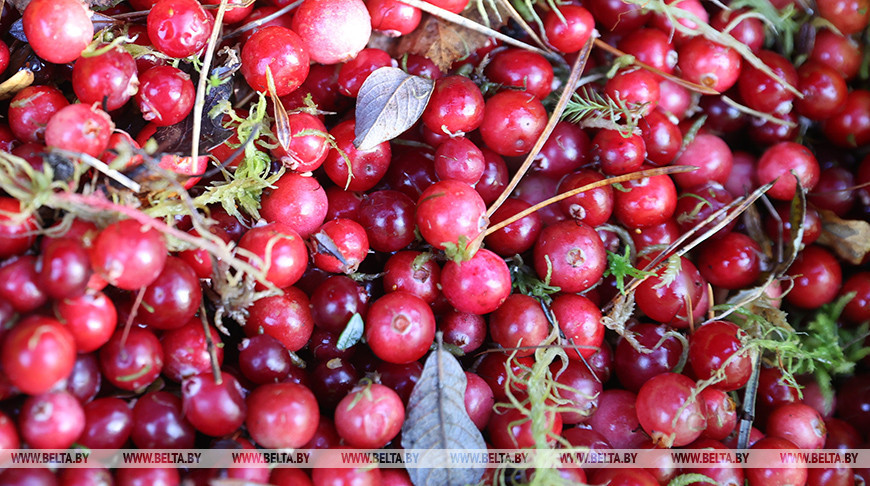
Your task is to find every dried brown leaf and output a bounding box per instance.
[816,209,870,265]
[396,15,484,71]
[0,69,33,100]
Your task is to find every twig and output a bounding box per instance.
[604,180,775,313]
[191,0,230,165]
[398,0,551,57]
[200,302,223,385]
[223,0,302,39]
[484,34,596,219]
[494,0,553,52]
[484,166,696,237]
[53,149,141,193]
[721,95,797,127]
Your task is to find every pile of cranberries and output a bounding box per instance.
[0,0,869,484]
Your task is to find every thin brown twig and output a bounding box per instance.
[484,165,696,237]
[493,0,553,52]
[484,34,596,220]
[200,302,223,385]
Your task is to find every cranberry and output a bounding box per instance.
[161,318,224,382]
[817,0,870,34]
[677,38,742,92]
[756,141,821,200]
[552,293,603,361]
[136,65,195,126]
[618,28,678,74]
[90,219,168,290]
[606,68,660,116]
[699,388,738,440]
[635,255,707,327]
[241,26,309,96]
[636,372,707,447]
[822,90,870,148]
[587,389,649,449]
[543,5,594,53]
[260,172,328,238]
[311,218,369,274]
[23,0,93,64]
[99,327,163,391]
[415,180,486,251]
[421,75,485,135]
[552,359,603,423]
[357,190,416,253]
[137,256,202,330]
[20,391,85,449]
[8,86,69,143]
[65,353,101,403]
[291,0,371,64]
[785,245,842,310]
[271,112,330,172]
[697,232,761,290]
[72,45,138,111]
[383,251,441,305]
[324,119,391,191]
[131,391,195,449]
[311,275,370,333]
[488,404,562,448]
[246,286,314,352]
[594,129,646,176]
[479,90,548,157]
[368,0,421,36]
[335,383,404,448]
[795,61,848,120]
[738,50,799,115]
[237,223,308,289]
[614,323,684,392]
[147,0,212,58]
[441,249,511,315]
[485,198,543,256]
[182,371,247,437]
[365,291,435,364]
[1,315,76,395]
[45,103,114,157]
[533,220,606,293]
[614,170,678,228]
[490,293,549,357]
[246,383,319,448]
[79,397,133,449]
[673,133,733,188]
[809,29,862,81]
[439,310,486,354]
[747,437,808,486]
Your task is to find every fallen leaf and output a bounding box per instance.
[396,14,489,71]
[816,209,870,265]
[354,67,434,150]
[402,336,486,486]
[0,69,33,100]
